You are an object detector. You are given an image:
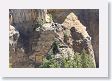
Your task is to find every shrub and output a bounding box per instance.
[39,49,95,68]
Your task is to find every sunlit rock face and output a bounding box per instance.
[73,10,99,67]
[49,9,99,67]
[62,12,96,67]
[29,23,65,63]
[9,9,98,68]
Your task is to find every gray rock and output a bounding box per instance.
[9,25,20,51]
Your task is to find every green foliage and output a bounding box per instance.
[81,50,95,68]
[39,49,95,68]
[35,19,44,28]
[35,16,45,28]
[52,41,59,54]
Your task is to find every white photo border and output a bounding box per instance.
[0,0,108,77]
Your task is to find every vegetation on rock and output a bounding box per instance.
[9,9,98,68]
[40,49,95,68]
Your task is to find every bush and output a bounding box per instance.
[39,49,95,68]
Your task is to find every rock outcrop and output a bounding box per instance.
[49,9,99,67]
[74,10,99,67]
[9,25,20,49]
[62,12,96,67]
[9,9,98,68]
[29,31,58,63]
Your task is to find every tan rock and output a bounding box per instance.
[29,31,58,63]
[62,12,96,67]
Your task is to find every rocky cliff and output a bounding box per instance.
[48,9,99,67]
[9,9,99,68]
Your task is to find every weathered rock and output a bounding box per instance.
[9,24,20,53]
[48,9,72,23]
[29,31,59,63]
[9,47,35,68]
[37,9,47,24]
[49,10,99,67]
[62,12,96,67]
[74,10,99,67]
[10,9,39,38]
[29,23,65,64]
[9,9,98,68]
[62,12,88,39]
[41,23,54,31]
[55,44,74,60]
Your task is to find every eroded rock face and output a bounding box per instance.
[74,10,99,67]
[29,21,73,64]
[9,9,98,68]
[29,31,58,63]
[61,12,91,52]
[9,26,34,68]
[62,12,96,67]
[9,25,20,52]
[49,10,99,67]
[54,39,75,60]
[62,12,90,39]
[9,47,34,68]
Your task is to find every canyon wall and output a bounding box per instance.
[48,9,99,67]
[9,9,99,68]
